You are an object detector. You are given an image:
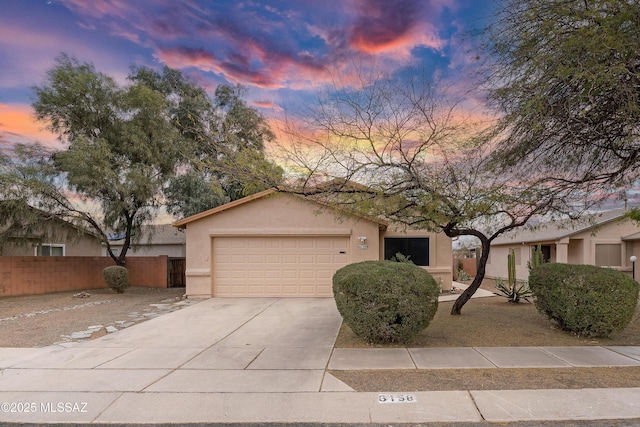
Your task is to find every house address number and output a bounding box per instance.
[378,394,416,403]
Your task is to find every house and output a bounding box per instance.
[103,224,186,258]
[0,206,102,257]
[485,209,640,282]
[173,189,452,298]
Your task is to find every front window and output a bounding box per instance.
[37,244,65,256]
[595,243,622,267]
[384,237,429,266]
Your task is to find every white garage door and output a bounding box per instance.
[212,236,349,297]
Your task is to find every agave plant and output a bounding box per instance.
[495,277,533,303]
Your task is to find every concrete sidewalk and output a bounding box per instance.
[1,297,640,424]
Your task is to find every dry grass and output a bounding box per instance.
[332,293,640,392]
[334,295,640,348]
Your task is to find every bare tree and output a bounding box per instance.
[274,68,602,314]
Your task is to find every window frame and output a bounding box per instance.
[595,243,622,267]
[36,243,65,257]
[383,237,430,266]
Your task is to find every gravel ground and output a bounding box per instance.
[0,287,189,347]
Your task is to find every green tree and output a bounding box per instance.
[30,55,187,265]
[485,0,640,185]
[279,68,597,314]
[130,66,283,217]
[0,149,51,252]
[207,84,283,205]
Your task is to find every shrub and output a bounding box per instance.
[495,277,533,303]
[529,263,639,337]
[102,265,129,293]
[332,260,439,344]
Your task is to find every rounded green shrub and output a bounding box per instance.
[102,265,129,293]
[332,260,439,344]
[529,263,638,337]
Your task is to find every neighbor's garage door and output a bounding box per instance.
[212,236,349,297]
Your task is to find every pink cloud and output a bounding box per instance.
[0,104,60,149]
[52,0,457,92]
[253,100,283,112]
[347,0,445,57]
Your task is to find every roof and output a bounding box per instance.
[492,208,630,245]
[172,188,389,229]
[0,200,100,240]
[623,231,640,241]
[109,224,185,245]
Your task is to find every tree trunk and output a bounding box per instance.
[451,236,491,315]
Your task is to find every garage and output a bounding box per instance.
[212,236,349,297]
[173,189,451,298]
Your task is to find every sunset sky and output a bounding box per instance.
[0,0,495,151]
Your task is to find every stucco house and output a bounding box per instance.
[0,210,102,257]
[173,189,452,298]
[103,224,186,258]
[485,209,640,282]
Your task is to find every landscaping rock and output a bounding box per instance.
[73,291,91,298]
[70,331,92,339]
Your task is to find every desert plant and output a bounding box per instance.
[528,244,545,272]
[390,252,414,264]
[507,248,516,287]
[457,269,471,282]
[332,260,439,344]
[529,263,639,337]
[495,277,533,303]
[102,265,129,293]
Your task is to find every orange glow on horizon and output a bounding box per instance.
[0,104,60,148]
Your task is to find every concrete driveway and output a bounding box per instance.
[0,298,358,424]
[3,296,640,424]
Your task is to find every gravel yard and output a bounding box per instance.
[0,287,191,347]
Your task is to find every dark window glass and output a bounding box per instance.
[384,237,429,266]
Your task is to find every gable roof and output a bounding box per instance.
[172,188,388,229]
[0,200,100,240]
[109,224,185,245]
[492,208,630,246]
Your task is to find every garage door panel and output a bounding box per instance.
[282,239,299,249]
[316,254,332,264]
[247,254,263,263]
[316,270,333,279]
[247,270,263,278]
[230,254,247,263]
[230,240,248,249]
[247,239,264,249]
[282,254,297,263]
[299,254,314,263]
[213,236,349,297]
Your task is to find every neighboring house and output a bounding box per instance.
[103,224,186,258]
[486,209,640,282]
[0,215,102,257]
[173,189,452,298]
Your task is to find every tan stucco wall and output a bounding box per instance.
[183,193,382,297]
[486,245,531,281]
[486,217,640,281]
[103,244,186,258]
[382,226,452,291]
[181,192,452,297]
[1,224,101,257]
